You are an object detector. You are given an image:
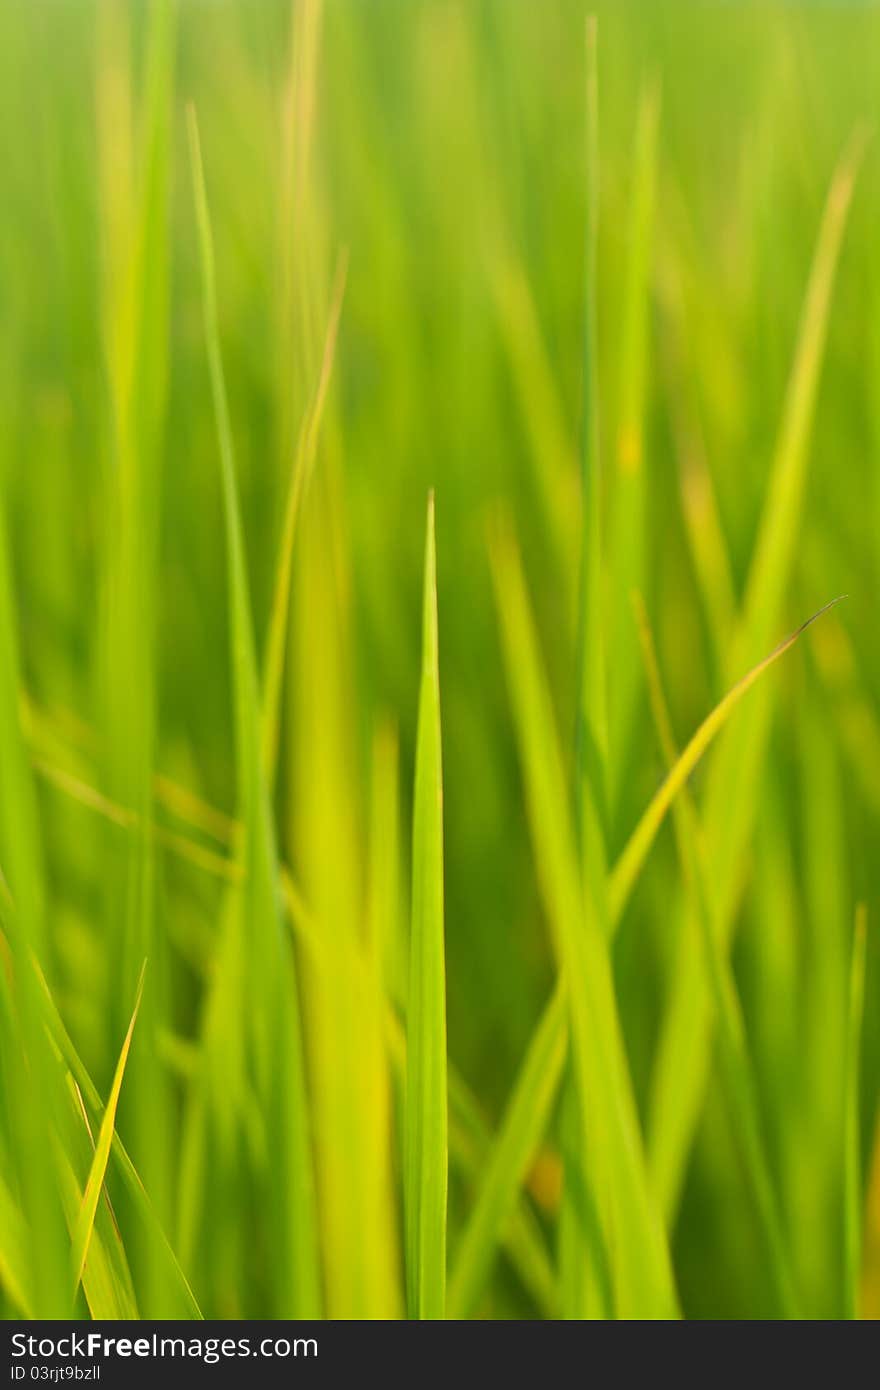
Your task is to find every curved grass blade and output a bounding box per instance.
[845,905,867,1319]
[489,515,678,1319]
[71,963,145,1296]
[26,948,202,1318]
[633,593,800,1318]
[404,492,448,1320]
[564,15,614,1320]
[448,985,566,1319]
[609,595,846,928]
[646,131,864,1219]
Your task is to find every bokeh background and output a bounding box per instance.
[2,0,880,1319]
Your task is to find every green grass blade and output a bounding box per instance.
[845,904,867,1319]
[609,596,846,928]
[448,985,566,1319]
[25,946,202,1318]
[188,104,320,1316]
[404,492,448,1320]
[489,515,678,1319]
[71,963,145,1295]
[564,16,614,1319]
[634,593,800,1318]
[646,134,863,1220]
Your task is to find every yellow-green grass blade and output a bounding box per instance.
[59,1079,139,1322]
[282,871,556,1316]
[404,493,448,1320]
[489,516,678,1319]
[656,252,736,663]
[845,905,867,1319]
[261,247,348,786]
[564,17,612,1319]
[634,593,800,1318]
[71,963,144,1296]
[609,596,846,929]
[27,948,202,1318]
[607,77,660,817]
[646,131,864,1222]
[95,0,177,1314]
[288,468,398,1315]
[188,105,320,1317]
[448,986,567,1319]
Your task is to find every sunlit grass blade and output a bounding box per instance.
[188,104,320,1316]
[448,985,566,1319]
[404,492,448,1320]
[282,870,556,1315]
[71,962,145,1296]
[646,130,864,1222]
[24,945,202,1318]
[54,1117,138,1320]
[609,595,846,928]
[489,515,678,1319]
[633,593,800,1318]
[845,904,867,1319]
[96,0,177,1313]
[563,15,613,1320]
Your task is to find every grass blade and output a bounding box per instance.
[188,104,320,1316]
[607,77,661,817]
[71,963,145,1295]
[609,595,846,927]
[404,492,448,1320]
[27,950,202,1318]
[489,515,678,1318]
[448,986,566,1319]
[646,132,864,1220]
[261,247,348,785]
[633,593,800,1318]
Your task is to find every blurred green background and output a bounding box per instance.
[2,0,880,1320]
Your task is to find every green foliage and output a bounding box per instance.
[0,0,878,1322]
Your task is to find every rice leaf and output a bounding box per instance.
[633,592,800,1318]
[609,595,846,928]
[27,948,202,1318]
[71,962,145,1295]
[404,492,448,1320]
[261,247,348,785]
[647,132,863,1218]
